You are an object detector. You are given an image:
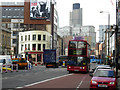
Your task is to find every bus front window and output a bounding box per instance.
[77,57,87,66]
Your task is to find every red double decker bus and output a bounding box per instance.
[67,40,90,73]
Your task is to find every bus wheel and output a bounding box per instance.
[69,71,72,73]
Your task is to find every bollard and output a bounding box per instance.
[5,64,7,73]
[11,64,13,72]
[63,61,65,67]
[29,63,31,69]
[1,65,2,73]
[16,64,18,72]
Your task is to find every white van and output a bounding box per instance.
[0,55,12,68]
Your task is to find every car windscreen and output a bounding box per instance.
[19,60,27,63]
[94,70,115,77]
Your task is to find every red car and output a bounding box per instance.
[90,69,118,89]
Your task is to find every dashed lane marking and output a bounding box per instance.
[76,75,86,89]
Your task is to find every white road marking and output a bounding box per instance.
[16,74,73,89]
[76,75,86,89]
[76,81,83,88]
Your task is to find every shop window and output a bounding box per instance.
[37,54,41,62]
[32,44,36,50]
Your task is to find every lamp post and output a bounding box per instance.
[100,11,110,64]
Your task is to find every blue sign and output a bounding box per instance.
[43,49,56,63]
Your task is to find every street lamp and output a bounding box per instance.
[100,11,110,64]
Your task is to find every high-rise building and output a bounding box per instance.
[99,25,108,42]
[69,3,82,27]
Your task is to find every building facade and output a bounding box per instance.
[57,26,72,37]
[1,2,24,56]
[19,30,52,65]
[0,27,11,55]
[80,26,96,50]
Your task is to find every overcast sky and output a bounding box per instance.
[56,0,116,30]
[0,0,116,42]
[0,0,116,30]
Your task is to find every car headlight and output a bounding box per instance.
[91,80,97,84]
[109,82,115,85]
[83,67,85,69]
[69,66,71,69]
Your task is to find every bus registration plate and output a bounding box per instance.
[74,70,79,71]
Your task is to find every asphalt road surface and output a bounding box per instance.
[2,66,68,89]
[2,66,91,90]
[21,73,91,89]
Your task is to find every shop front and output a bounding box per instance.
[27,52,43,66]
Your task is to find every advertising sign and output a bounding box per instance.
[30,0,50,20]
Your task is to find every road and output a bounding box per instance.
[2,66,91,89]
[22,73,91,89]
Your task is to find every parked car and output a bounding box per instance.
[0,55,12,71]
[90,69,118,89]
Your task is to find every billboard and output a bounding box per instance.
[30,0,50,20]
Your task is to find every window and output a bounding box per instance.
[43,35,46,41]
[28,44,30,50]
[28,35,30,41]
[7,23,11,28]
[13,23,18,28]
[38,44,41,50]
[33,34,36,40]
[8,16,12,18]
[13,39,16,44]
[20,23,24,28]
[2,23,6,28]
[43,44,45,50]
[32,44,36,50]
[2,16,6,18]
[38,35,41,40]
[21,36,23,41]
[25,35,27,41]
[21,44,23,51]
[13,32,18,36]
[9,8,12,11]
[14,8,17,11]
[25,44,27,50]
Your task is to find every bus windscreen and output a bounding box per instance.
[69,41,87,48]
